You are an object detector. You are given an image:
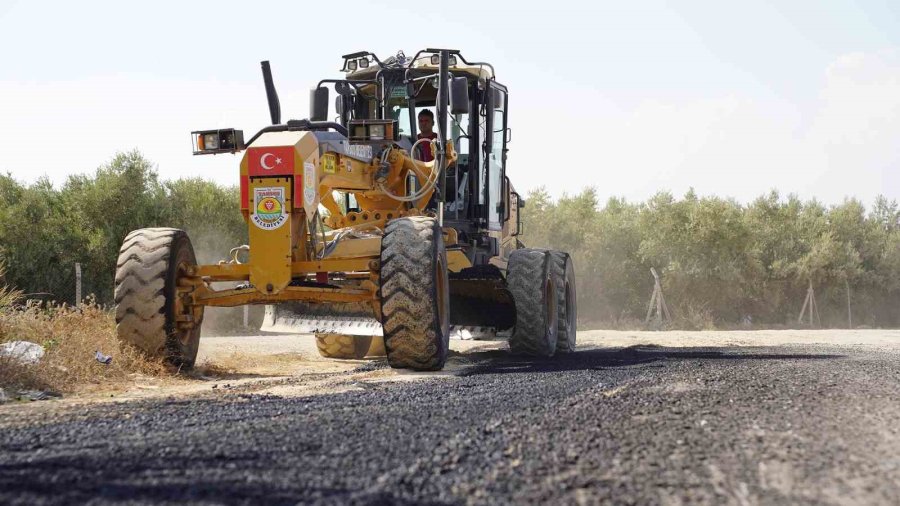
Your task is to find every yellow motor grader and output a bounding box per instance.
[114,49,576,371]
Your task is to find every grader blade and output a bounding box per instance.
[262,302,382,336]
[261,278,516,341]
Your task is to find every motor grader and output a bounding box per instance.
[114,49,576,371]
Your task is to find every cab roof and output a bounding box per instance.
[342,50,495,82]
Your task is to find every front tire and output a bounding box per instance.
[378,217,450,370]
[114,228,203,369]
[507,249,558,357]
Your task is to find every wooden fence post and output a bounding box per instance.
[75,263,82,307]
[846,279,852,329]
[645,267,671,326]
[798,280,820,327]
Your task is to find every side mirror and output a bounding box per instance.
[335,96,343,116]
[512,191,524,236]
[449,77,469,115]
[310,87,329,121]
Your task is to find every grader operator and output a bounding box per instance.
[113,49,577,371]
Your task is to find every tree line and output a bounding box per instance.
[0,151,247,306]
[2,151,900,329]
[521,187,900,328]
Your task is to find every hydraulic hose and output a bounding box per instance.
[378,128,445,203]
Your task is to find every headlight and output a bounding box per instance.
[369,124,385,140]
[191,129,244,155]
[347,120,398,142]
[203,133,220,150]
[430,54,458,66]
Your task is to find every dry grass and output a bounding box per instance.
[0,301,168,394]
[0,259,298,397]
[0,261,21,311]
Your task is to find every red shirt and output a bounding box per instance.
[416,132,438,162]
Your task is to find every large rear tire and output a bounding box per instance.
[507,249,558,357]
[550,251,577,353]
[114,228,203,369]
[315,333,373,360]
[378,217,450,370]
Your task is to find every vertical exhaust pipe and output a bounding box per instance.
[435,50,450,203]
[261,61,281,125]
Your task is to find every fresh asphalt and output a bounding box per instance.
[2,343,899,505]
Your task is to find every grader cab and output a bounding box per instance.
[114,49,577,371]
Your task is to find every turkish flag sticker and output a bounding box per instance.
[247,146,295,176]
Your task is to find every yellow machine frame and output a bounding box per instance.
[173,129,461,331]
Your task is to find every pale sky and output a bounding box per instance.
[1,0,898,204]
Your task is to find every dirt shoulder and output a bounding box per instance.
[578,328,900,347]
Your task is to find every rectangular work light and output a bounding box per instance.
[342,57,370,72]
[348,119,398,142]
[429,54,458,66]
[191,129,245,155]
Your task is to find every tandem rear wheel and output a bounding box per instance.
[507,248,577,357]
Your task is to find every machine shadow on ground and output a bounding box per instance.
[454,345,846,377]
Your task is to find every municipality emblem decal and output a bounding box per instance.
[251,187,288,230]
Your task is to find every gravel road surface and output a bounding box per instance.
[1,331,899,505]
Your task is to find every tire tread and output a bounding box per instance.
[508,248,558,357]
[379,217,448,370]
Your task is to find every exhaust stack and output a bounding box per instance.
[261,61,281,125]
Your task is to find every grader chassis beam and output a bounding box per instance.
[189,258,378,281]
[176,257,379,310]
[187,285,376,307]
